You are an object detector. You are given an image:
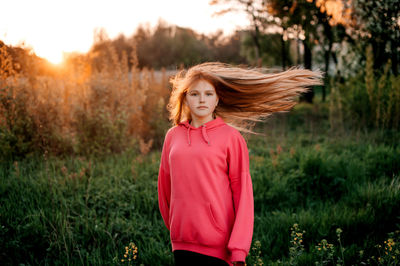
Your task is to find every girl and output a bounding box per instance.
[158,62,322,266]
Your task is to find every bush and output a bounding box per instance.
[333,46,400,130]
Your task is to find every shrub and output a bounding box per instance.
[334,45,400,130]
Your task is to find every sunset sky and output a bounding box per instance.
[1,0,250,64]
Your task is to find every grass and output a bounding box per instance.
[1,106,400,265]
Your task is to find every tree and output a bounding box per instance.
[210,0,270,66]
[211,0,327,102]
[241,32,294,67]
[349,0,400,75]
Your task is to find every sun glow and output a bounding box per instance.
[38,48,65,65]
[1,0,249,65]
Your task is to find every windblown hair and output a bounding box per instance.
[168,62,323,133]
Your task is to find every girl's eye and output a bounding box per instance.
[206,93,214,96]
[190,93,198,96]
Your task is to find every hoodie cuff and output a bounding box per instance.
[230,249,247,262]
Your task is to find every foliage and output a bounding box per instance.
[1,105,400,265]
[350,0,400,74]
[333,45,400,130]
[241,32,294,67]
[90,21,248,70]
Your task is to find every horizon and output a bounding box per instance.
[1,0,250,64]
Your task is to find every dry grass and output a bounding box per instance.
[0,42,172,159]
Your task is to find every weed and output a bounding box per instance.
[374,230,400,265]
[288,223,306,266]
[120,242,139,265]
[248,240,264,266]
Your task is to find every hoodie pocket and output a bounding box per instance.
[208,203,225,234]
[170,199,227,247]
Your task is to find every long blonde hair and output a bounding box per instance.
[168,62,323,133]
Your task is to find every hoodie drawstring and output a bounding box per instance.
[186,125,211,146]
[201,125,210,146]
[187,127,191,146]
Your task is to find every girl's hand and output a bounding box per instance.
[232,262,245,266]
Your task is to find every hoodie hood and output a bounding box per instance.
[178,117,226,146]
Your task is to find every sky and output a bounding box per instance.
[0,0,250,64]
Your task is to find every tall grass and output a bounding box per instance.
[333,45,400,131]
[0,42,171,162]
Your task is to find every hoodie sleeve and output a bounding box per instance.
[227,131,254,263]
[158,129,172,231]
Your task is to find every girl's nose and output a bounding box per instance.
[199,93,205,102]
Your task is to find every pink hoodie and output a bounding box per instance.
[157,117,254,265]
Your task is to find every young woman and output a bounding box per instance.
[158,62,322,266]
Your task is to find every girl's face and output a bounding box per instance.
[185,79,219,121]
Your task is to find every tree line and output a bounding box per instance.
[1,0,399,104]
[211,0,399,102]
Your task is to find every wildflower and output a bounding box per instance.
[276,144,282,154]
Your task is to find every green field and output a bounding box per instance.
[1,103,399,265]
